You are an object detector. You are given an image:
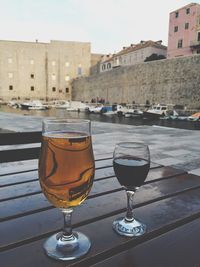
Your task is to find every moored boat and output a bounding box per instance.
[143,104,169,119]
[21,100,48,110]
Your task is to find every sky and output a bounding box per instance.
[0,0,199,54]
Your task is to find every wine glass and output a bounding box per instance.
[112,142,150,237]
[38,119,95,261]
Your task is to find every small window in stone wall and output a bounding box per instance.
[9,85,13,90]
[30,74,34,78]
[107,63,111,69]
[185,23,189,29]
[175,11,179,18]
[174,26,178,32]
[52,87,56,92]
[31,86,34,91]
[198,32,200,41]
[66,88,69,93]
[59,90,62,93]
[77,66,82,76]
[186,8,190,14]
[177,39,183,48]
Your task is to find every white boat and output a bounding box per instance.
[124,109,143,118]
[143,104,169,119]
[101,104,128,116]
[21,100,47,110]
[66,101,89,112]
[51,100,70,109]
[86,104,103,114]
[7,101,21,108]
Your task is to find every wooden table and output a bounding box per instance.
[1,150,200,267]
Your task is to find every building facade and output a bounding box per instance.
[167,3,200,58]
[100,40,167,72]
[0,40,91,101]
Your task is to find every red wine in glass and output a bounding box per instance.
[112,142,150,237]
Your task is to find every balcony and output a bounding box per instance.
[190,40,200,49]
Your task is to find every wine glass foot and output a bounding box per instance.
[113,217,146,237]
[43,231,91,261]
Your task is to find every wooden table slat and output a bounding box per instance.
[1,148,199,267]
[91,217,200,267]
[0,166,186,202]
[1,187,200,266]
[1,173,200,250]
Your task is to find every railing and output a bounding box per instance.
[190,40,200,48]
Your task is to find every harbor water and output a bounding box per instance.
[0,105,200,131]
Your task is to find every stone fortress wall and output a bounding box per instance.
[72,54,200,109]
[0,40,91,101]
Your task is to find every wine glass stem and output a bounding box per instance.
[125,190,136,222]
[61,208,73,239]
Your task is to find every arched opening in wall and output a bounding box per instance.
[102,64,106,71]
[107,63,111,69]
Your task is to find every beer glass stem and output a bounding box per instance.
[125,189,137,222]
[61,208,73,239]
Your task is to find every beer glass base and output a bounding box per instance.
[113,217,146,237]
[43,231,91,261]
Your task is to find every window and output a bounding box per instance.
[102,64,106,70]
[197,49,200,54]
[59,90,62,93]
[107,63,111,69]
[185,23,189,29]
[174,26,178,32]
[8,73,13,78]
[177,39,183,48]
[175,11,179,18]
[52,87,56,92]
[9,85,13,90]
[198,32,200,41]
[186,8,190,14]
[65,88,69,93]
[77,66,82,76]
[30,74,34,79]
[30,86,34,91]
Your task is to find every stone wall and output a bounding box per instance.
[72,54,200,109]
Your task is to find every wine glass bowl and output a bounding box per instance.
[113,142,150,237]
[39,119,95,261]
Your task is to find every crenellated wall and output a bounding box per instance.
[72,54,200,109]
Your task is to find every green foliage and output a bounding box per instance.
[144,53,166,62]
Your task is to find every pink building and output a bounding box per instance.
[167,2,200,58]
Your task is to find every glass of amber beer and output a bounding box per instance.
[39,119,95,261]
